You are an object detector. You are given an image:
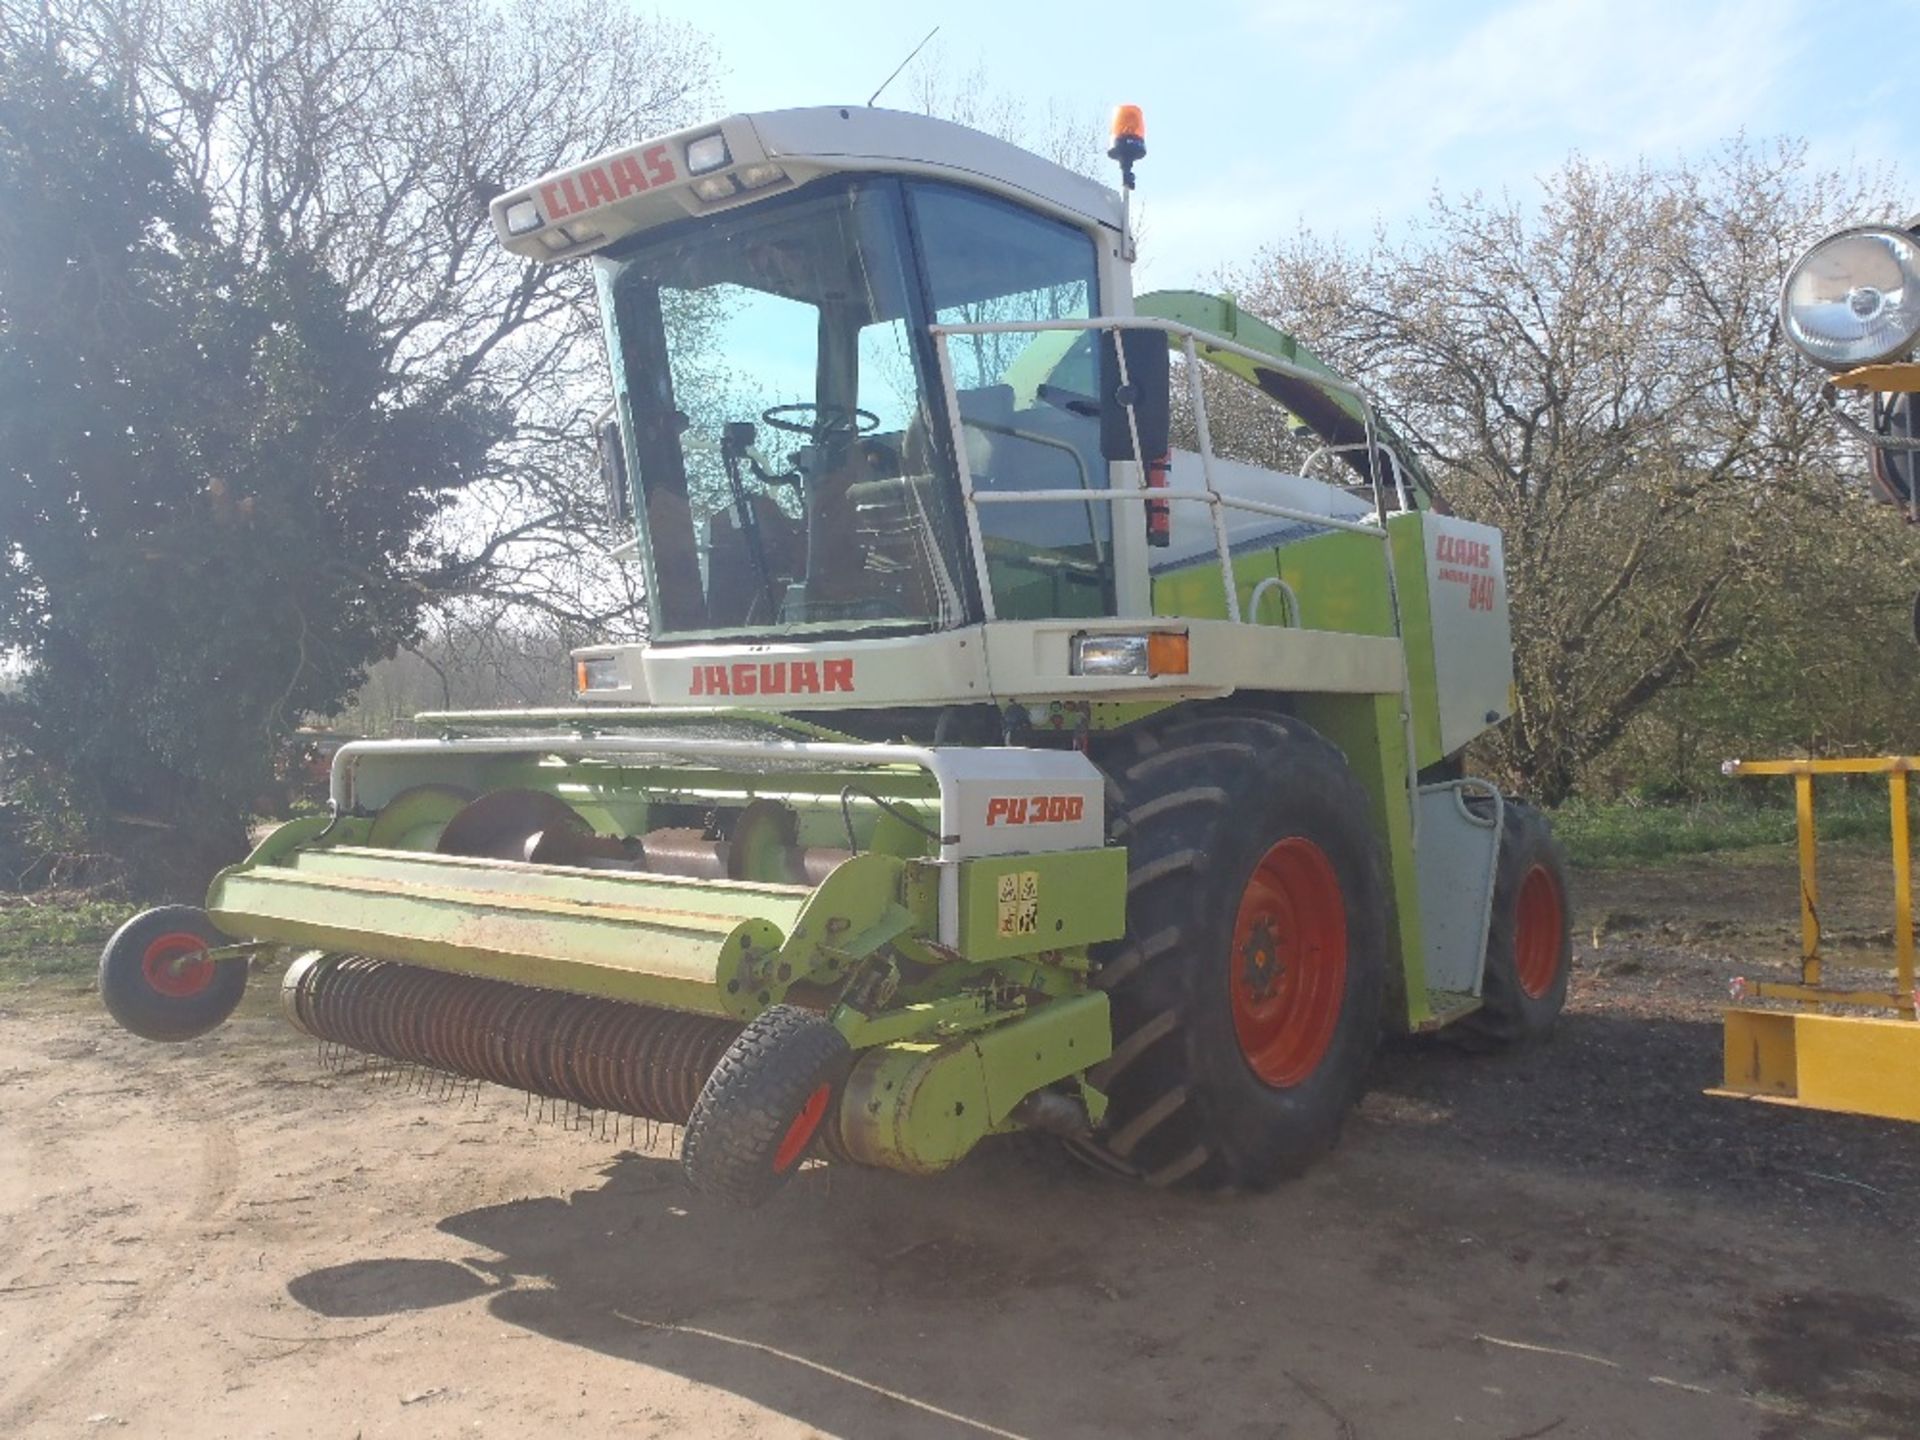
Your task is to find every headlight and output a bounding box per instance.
[1780,225,1920,369]
[503,198,542,235]
[690,174,739,202]
[1069,632,1189,677]
[736,163,786,190]
[574,655,622,692]
[685,134,730,175]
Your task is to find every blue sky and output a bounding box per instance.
[641,0,1915,286]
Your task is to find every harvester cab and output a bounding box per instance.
[100,104,1574,1204]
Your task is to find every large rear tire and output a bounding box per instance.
[1452,801,1571,1050]
[1076,709,1388,1190]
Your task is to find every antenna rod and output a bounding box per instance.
[868,25,939,108]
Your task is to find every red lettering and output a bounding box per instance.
[984,793,1086,826]
[1438,533,1494,571]
[642,144,676,186]
[685,656,856,700]
[579,165,617,209]
[561,175,588,215]
[540,181,570,220]
[611,154,650,197]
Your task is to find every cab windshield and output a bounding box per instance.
[595,175,1108,639]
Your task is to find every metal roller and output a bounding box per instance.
[282,953,742,1124]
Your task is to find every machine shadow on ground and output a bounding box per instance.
[282,1004,1920,1439]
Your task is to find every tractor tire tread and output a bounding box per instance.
[1092,925,1183,993]
[1082,706,1389,1191]
[1087,1005,1180,1086]
[1122,740,1258,787]
[1125,785,1232,829]
[1105,1084,1189,1158]
[682,1004,850,1207]
[1127,849,1206,893]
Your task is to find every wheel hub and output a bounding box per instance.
[1239,917,1285,1001]
[141,933,216,999]
[1228,837,1349,1089]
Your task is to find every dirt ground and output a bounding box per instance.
[2,849,1918,1440]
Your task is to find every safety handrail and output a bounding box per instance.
[1722,755,1920,1015]
[927,315,1395,630]
[928,313,1423,848]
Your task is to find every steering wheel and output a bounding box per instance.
[761,403,880,438]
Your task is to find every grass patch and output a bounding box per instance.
[1554,790,1893,868]
[0,894,122,988]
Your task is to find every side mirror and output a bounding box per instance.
[1099,328,1172,463]
[596,408,632,523]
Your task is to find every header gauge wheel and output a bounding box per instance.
[682,1005,850,1206]
[99,905,247,1042]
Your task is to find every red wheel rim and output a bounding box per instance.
[1514,864,1566,999]
[1229,838,1348,1088]
[141,932,216,999]
[772,1082,832,1173]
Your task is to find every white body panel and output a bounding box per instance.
[1421,516,1515,755]
[630,629,992,708]
[572,618,1406,716]
[935,749,1106,859]
[1151,454,1375,571]
[1414,782,1504,994]
[492,107,1124,264]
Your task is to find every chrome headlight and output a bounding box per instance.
[1780,225,1920,370]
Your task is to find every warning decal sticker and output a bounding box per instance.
[996,871,1041,938]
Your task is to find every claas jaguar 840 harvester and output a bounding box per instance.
[99,105,1572,1203]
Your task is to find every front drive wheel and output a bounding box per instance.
[682,1005,851,1206]
[1079,709,1389,1190]
[99,905,248,1042]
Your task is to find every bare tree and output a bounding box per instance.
[1226,141,1909,801]
[339,603,584,734]
[9,0,717,635]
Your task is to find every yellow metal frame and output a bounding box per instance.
[1832,361,1920,394]
[1721,756,1917,1013]
[1712,757,1920,1122]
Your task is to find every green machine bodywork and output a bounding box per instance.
[133,284,1481,1182]
[202,740,1130,1174]
[99,108,1552,1201]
